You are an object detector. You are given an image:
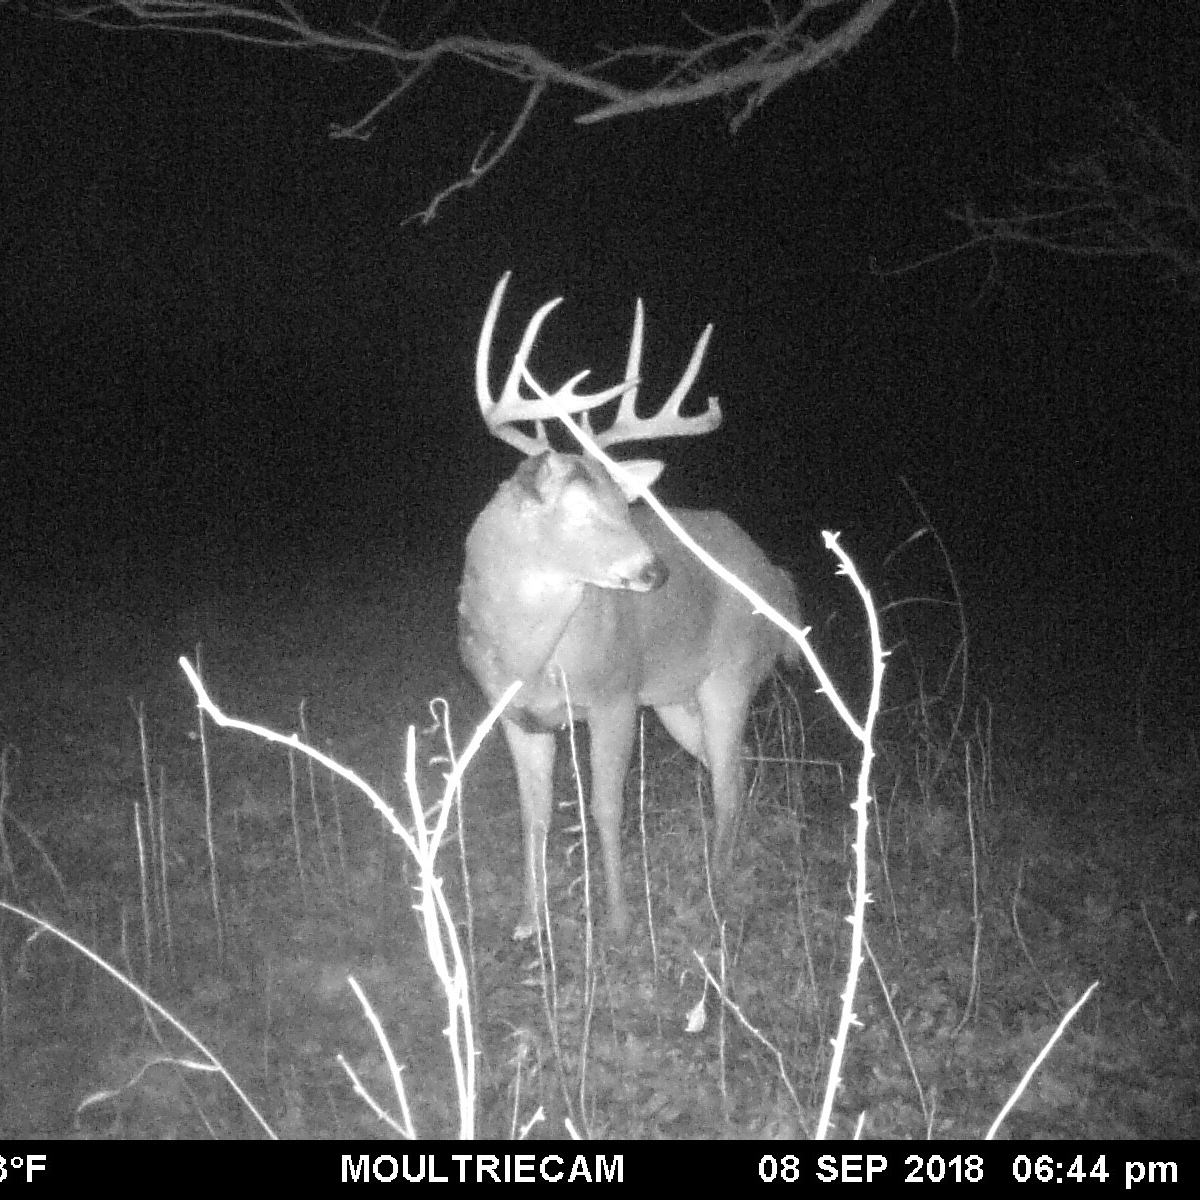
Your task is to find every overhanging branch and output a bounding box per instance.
[39,0,918,221]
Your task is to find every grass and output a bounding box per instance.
[1,546,1195,1139]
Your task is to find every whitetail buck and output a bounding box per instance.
[459,273,800,939]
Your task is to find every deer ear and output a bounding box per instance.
[608,458,665,502]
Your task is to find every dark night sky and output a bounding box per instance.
[2,3,1197,746]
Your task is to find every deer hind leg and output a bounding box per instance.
[697,675,752,876]
[587,698,638,937]
[501,718,556,941]
[656,700,719,856]
[658,690,747,876]
[655,700,705,762]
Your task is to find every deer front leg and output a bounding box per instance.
[502,718,556,941]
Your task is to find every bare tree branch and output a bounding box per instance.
[403,79,545,227]
[577,0,898,128]
[947,98,1200,298]
[31,0,923,221]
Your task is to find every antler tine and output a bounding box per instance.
[580,295,643,439]
[477,272,630,456]
[475,270,511,414]
[594,304,721,449]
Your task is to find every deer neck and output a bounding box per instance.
[459,530,586,690]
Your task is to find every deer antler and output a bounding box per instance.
[476,272,722,456]
[476,272,630,455]
[587,300,720,448]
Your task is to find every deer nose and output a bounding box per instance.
[630,555,669,592]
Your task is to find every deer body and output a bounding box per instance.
[460,276,799,939]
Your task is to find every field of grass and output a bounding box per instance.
[2,548,1195,1139]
